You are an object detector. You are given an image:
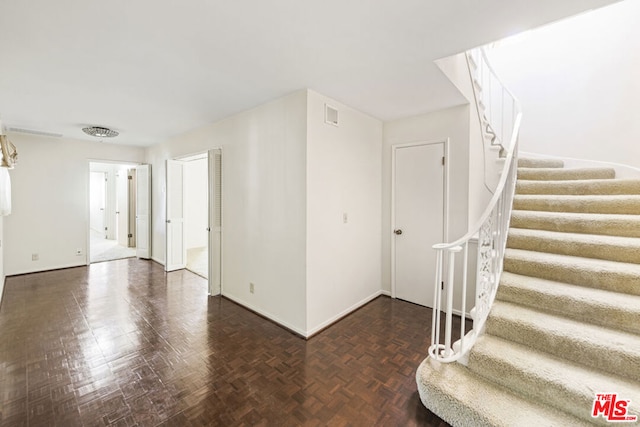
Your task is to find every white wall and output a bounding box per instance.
[146,90,308,334]
[487,0,640,167]
[436,53,494,228]
[305,90,383,335]
[184,158,208,249]
[382,105,470,292]
[4,134,145,275]
[0,216,4,304]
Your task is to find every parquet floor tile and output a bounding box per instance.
[0,258,458,426]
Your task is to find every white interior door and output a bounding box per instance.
[208,149,222,295]
[90,171,106,235]
[116,170,129,246]
[136,164,151,259]
[393,142,445,307]
[166,159,186,271]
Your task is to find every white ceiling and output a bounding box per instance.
[0,0,621,146]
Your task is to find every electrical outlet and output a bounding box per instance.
[249,282,255,294]
[76,248,83,256]
[32,253,39,261]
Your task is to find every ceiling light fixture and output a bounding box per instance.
[82,126,119,138]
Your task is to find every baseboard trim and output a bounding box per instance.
[7,262,87,277]
[221,293,307,338]
[380,289,391,297]
[305,290,385,338]
[151,256,165,266]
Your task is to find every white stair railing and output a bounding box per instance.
[429,47,522,363]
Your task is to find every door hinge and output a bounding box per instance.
[128,233,133,238]
[128,176,133,180]
[441,281,444,290]
[442,156,445,166]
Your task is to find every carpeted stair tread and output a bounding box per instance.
[513,194,640,214]
[417,159,640,425]
[497,271,640,335]
[468,335,640,425]
[507,228,640,264]
[415,358,590,427]
[504,248,640,296]
[485,301,640,382]
[517,158,564,168]
[517,167,615,181]
[517,178,640,195]
[510,210,640,238]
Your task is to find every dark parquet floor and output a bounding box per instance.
[0,259,457,426]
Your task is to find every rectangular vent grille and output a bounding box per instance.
[325,104,339,126]
[8,127,63,138]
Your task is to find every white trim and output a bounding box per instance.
[86,162,91,266]
[390,139,450,301]
[305,290,385,337]
[222,293,307,337]
[208,148,223,296]
[8,262,87,276]
[380,289,391,297]
[220,148,224,296]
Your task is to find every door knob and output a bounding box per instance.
[394,229,403,235]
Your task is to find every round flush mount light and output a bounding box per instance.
[82,126,119,138]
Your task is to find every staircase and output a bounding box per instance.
[417,158,640,426]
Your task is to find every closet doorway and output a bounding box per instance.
[89,162,138,263]
[166,149,222,295]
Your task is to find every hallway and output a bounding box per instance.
[90,229,136,263]
[0,259,454,426]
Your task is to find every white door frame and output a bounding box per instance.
[87,160,143,265]
[166,159,187,271]
[208,148,223,296]
[390,139,450,299]
[135,164,151,259]
[170,149,224,295]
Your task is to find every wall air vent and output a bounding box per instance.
[325,104,339,127]
[8,127,63,138]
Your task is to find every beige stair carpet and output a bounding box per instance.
[417,158,640,426]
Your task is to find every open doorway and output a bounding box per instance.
[166,149,222,295]
[184,154,209,278]
[89,162,138,263]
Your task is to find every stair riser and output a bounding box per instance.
[516,180,640,196]
[485,315,640,382]
[513,197,640,215]
[517,168,615,181]
[496,284,640,335]
[506,234,640,264]
[416,358,590,427]
[468,351,614,426]
[510,213,640,238]
[504,256,640,296]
